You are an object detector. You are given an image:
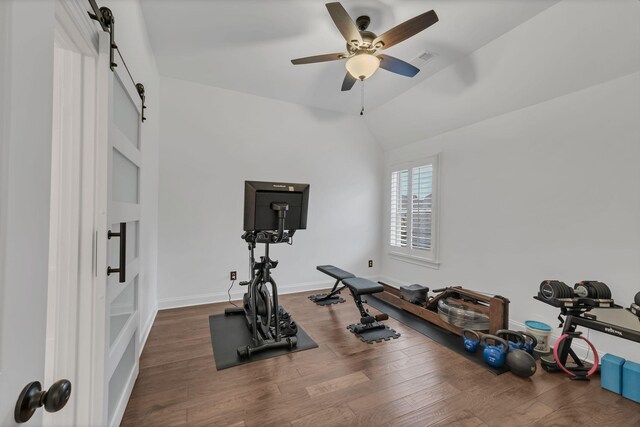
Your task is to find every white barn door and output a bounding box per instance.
[103,53,143,427]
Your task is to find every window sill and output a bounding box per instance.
[389,252,440,269]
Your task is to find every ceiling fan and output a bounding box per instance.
[291,2,439,91]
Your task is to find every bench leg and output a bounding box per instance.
[349,289,386,332]
[309,279,346,305]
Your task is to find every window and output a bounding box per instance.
[389,156,439,267]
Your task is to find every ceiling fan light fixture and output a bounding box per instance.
[345,53,380,80]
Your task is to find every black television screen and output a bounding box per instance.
[243,181,310,232]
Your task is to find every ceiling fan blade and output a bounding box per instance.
[378,54,420,77]
[341,72,357,91]
[326,2,363,45]
[373,10,438,50]
[291,53,347,65]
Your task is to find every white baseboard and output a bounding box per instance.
[157,275,383,310]
[158,279,329,310]
[139,306,158,355]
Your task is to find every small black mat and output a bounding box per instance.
[347,324,401,343]
[367,295,509,375]
[309,293,345,305]
[209,313,318,370]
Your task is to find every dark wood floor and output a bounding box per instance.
[121,290,640,426]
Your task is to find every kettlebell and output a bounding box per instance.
[462,329,481,353]
[519,331,538,355]
[481,334,509,368]
[496,329,525,352]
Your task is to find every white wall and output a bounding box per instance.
[374,0,640,360]
[380,73,640,360]
[102,0,160,343]
[365,0,640,149]
[157,77,383,308]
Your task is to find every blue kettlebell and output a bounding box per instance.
[481,334,509,368]
[519,331,538,355]
[462,329,481,353]
[496,329,526,352]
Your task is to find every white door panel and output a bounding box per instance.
[104,50,143,427]
[0,1,56,426]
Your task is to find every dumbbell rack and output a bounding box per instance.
[534,294,640,377]
[534,294,616,309]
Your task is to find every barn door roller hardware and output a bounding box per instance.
[87,0,147,122]
[87,1,116,70]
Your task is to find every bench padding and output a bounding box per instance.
[342,277,384,296]
[316,265,355,281]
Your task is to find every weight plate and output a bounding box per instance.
[635,291,640,306]
[558,281,569,299]
[590,282,601,299]
[540,281,555,299]
[592,281,603,299]
[597,282,612,299]
[567,283,575,298]
[557,282,565,298]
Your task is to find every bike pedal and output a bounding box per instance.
[239,281,250,286]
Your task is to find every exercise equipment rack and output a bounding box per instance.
[534,293,640,377]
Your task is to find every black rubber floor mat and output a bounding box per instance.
[308,294,345,305]
[367,294,509,375]
[209,313,318,370]
[347,324,401,343]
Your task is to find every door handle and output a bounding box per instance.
[15,379,71,423]
[107,222,126,283]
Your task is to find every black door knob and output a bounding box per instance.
[14,379,72,423]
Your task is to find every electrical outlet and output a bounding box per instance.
[368,260,373,268]
[230,271,237,281]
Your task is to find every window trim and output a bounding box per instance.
[387,154,440,268]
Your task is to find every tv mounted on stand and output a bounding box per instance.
[225,180,310,360]
[243,181,309,234]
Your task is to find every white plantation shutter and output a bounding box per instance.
[389,156,439,265]
[411,165,433,250]
[390,169,409,248]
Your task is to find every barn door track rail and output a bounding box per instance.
[87,0,147,122]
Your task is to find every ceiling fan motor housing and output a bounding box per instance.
[356,15,370,31]
[348,30,378,52]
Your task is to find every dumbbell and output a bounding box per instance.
[630,292,640,317]
[574,281,612,300]
[540,280,574,300]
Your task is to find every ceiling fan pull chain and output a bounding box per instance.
[360,78,365,116]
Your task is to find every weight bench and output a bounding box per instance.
[314,265,400,343]
[308,265,355,305]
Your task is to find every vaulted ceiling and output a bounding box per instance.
[139,0,559,114]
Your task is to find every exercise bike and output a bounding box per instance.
[224,199,301,359]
